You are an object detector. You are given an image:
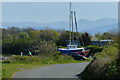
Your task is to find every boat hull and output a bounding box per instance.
[58,49,83,54]
[58,48,90,57]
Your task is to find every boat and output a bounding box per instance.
[58,45,84,54]
[58,3,90,57]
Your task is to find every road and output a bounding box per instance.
[14,62,89,78]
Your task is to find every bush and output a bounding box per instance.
[2,60,11,63]
[9,56,41,64]
[57,46,67,48]
[86,45,103,56]
[55,54,75,63]
[38,53,76,64]
[7,53,77,64]
[37,41,57,55]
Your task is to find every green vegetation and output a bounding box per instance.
[81,45,118,80]
[2,54,86,78]
[2,28,59,55]
[2,27,93,56]
[2,63,49,78]
[86,45,103,57]
[1,27,91,79]
[79,30,120,80]
[2,27,119,79]
[82,32,91,46]
[95,32,115,40]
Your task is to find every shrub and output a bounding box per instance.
[4,52,80,64]
[55,54,75,63]
[9,56,41,64]
[2,60,11,63]
[38,53,75,64]
[86,45,103,56]
[58,46,67,48]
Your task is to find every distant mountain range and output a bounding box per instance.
[2,18,118,35]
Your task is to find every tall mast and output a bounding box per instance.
[71,11,74,44]
[74,11,84,46]
[69,2,72,45]
[74,11,77,33]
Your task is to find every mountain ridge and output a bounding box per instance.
[2,18,118,34]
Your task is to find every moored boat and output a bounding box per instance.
[58,3,90,57]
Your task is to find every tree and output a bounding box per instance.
[101,32,114,39]
[56,31,70,46]
[95,32,115,40]
[56,31,83,47]
[95,32,102,40]
[38,30,59,42]
[22,27,35,34]
[18,32,29,39]
[7,27,21,35]
[38,40,57,55]
[82,32,91,46]
[25,30,59,55]
[2,27,34,55]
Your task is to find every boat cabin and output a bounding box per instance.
[67,45,78,49]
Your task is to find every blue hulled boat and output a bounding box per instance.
[58,45,85,54]
[58,3,85,54]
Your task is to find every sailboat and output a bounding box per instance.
[58,3,88,56]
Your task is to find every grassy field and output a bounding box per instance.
[2,63,50,78]
[2,54,88,79]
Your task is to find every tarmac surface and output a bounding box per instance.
[14,62,89,78]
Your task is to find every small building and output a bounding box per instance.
[91,40,113,46]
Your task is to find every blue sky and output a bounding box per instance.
[2,2,118,23]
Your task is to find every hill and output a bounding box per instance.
[2,18,117,35]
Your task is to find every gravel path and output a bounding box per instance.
[14,62,89,78]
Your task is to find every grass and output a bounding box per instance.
[2,63,50,78]
[2,54,88,79]
[0,61,2,80]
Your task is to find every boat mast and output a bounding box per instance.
[74,11,84,46]
[74,11,77,33]
[71,11,74,45]
[69,2,72,45]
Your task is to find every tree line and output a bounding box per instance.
[2,27,92,55]
[2,27,117,55]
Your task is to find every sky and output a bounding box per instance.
[1,2,118,23]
